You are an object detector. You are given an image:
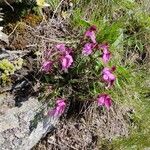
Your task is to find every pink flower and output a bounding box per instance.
[48,99,66,117]
[61,52,73,71]
[99,44,111,63]
[56,44,73,71]
[42,61,52,73]
[56,44,66,51]
[85,26,97,43]
[56,44,72,53]
[82,43,94,55]
[102,67,116,87]
[97,94,112,110]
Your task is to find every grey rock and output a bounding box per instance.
[0,31,9,45]
[0,94,57,150]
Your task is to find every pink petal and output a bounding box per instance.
[85,30,91,37]
[62,57,67,68]
[103,48,108,54]
[48,99,66,117]
[100,44,111,63]
[103,74,109,81]
[97,95,105,106]
[85,26,97,43]
[85,31,96,43]
[54,106,64,117]
[90,32,96,43]
[58,102,66,107]
[97,94,112,110]
[42,61,52,72]
[82,43,93,55]
[103,51,111,62]
[56,99,65,105]
[108,73,115,81]
[102,53,110,63]
[104,96,112,110]
[66,54,73,66]
[56,44,66,51]
[102,67,110,74]
[102,67,116,87]
[100,44,108,52]
[61,54,73,70]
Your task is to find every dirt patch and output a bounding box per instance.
[32,103,130,150]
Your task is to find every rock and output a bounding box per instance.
[0,8,9,45]
[0,31,9,45]
[0,93,57,150]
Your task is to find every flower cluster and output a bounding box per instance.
[83,26,116,110]
[42,25,116,117]
[82,26,97,56]
[42,44,73,73]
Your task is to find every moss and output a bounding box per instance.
[0,59,15,74]
[0,58,23,84]
[23,13,42,27]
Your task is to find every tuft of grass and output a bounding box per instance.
[46,0,61,12]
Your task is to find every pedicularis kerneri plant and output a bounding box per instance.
[41,26,116,118]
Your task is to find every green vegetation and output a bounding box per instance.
[0,58,23,84]
[70,0,150,149]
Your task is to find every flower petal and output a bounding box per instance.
[97,94,106,106]
[82,43,93,55]
[42,61,52,72]
[104,96,112,110]
[48,99,66,117]
[61,53,73,70]
[56,44,66,51]
[85,26,97,43]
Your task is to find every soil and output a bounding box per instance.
[32,103,129,150]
